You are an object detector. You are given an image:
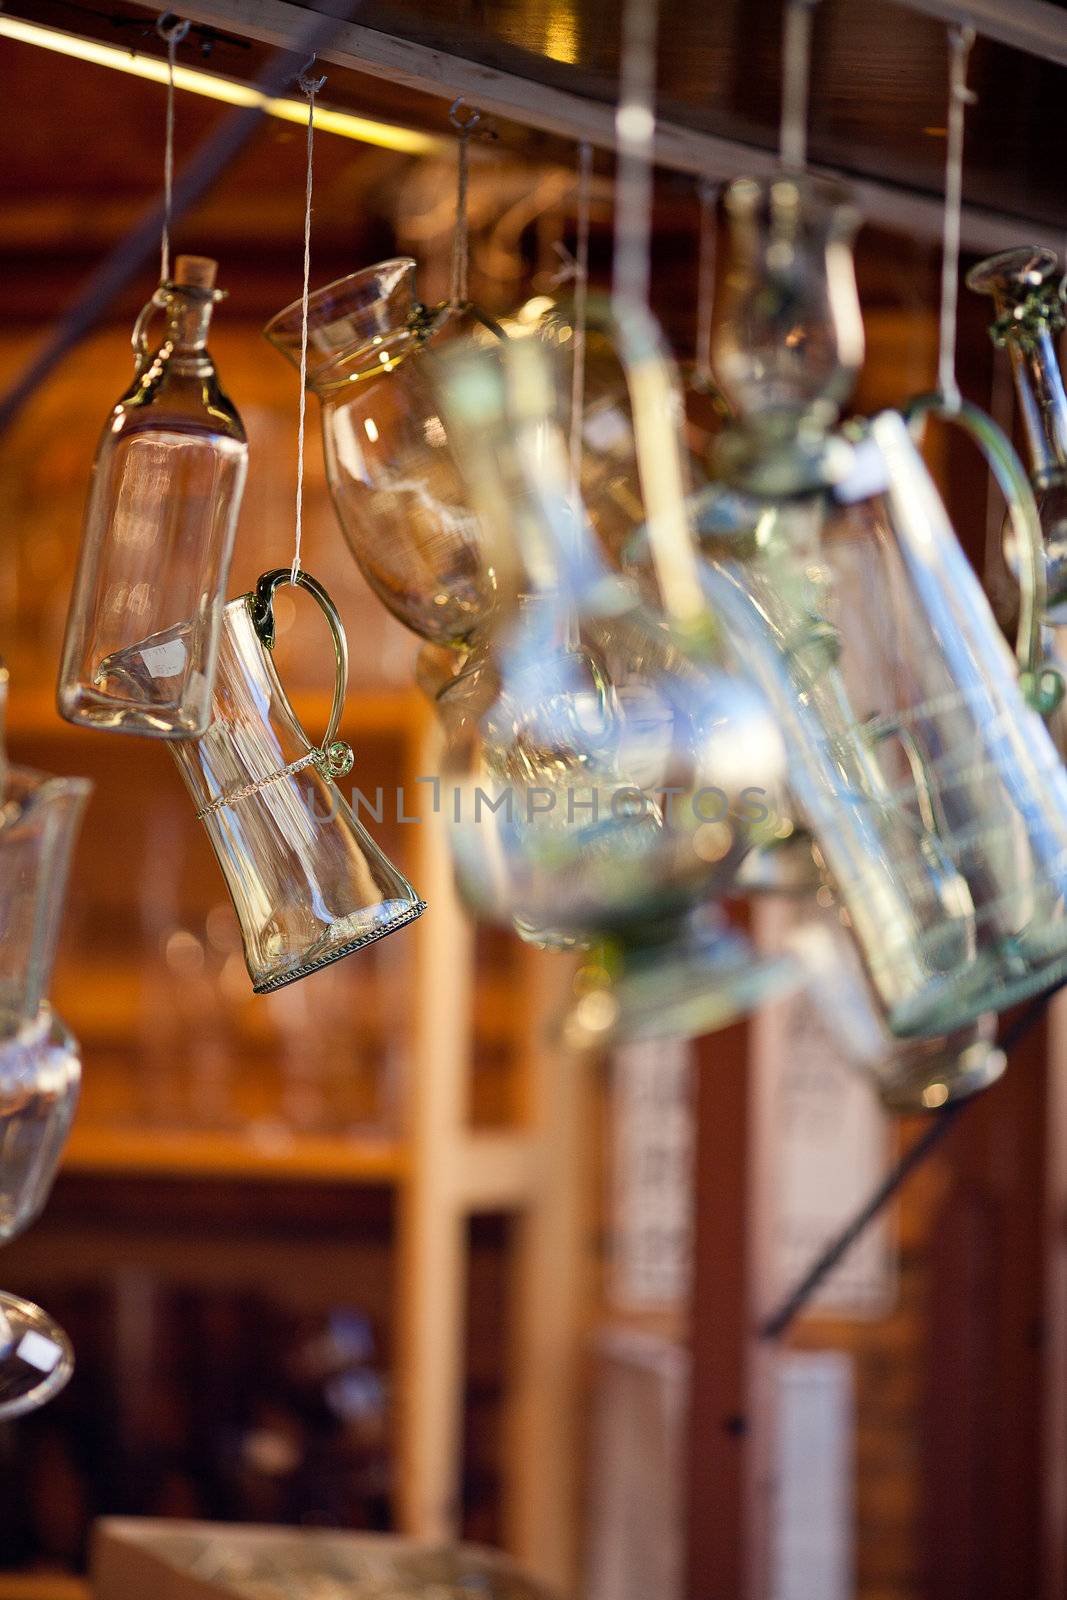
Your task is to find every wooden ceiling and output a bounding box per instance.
[6,0,1067,236]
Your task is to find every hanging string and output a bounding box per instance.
[694,182,719,389]
[156,13,190,284]
[291,66,325,586]
[937,26,976,413]
[449,99,481,310]
[569,141,593,516]
[612,0,659,310]
[779,0,820,171]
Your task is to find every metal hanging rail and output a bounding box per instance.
[118,0,1066,252]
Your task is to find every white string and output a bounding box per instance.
[779,0,819,171]
[612,0,658,311]
[449,99,481,310]
[938,26,976,413]
[291,68,324,586]
[569,141,593,517]
[694,182,719,388]
[157,14,190,283]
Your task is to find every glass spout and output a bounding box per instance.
[264,258,424,389]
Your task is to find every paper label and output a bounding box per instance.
[139,638,187,680]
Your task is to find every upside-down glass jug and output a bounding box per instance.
[170,569,425,994]
[0,733,89,1419]
[704,173,1067,1037]
[789,908,1005,1111]
[433,313,798,1047]
[58,257,248,738]
[265,259,501,647]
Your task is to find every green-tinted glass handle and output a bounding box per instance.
[249,568,354,779]
[905,392,1065,717]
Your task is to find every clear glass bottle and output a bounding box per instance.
[265,259,498,648]
[58,256,248,738]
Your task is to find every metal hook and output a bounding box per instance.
[155,12,190,45]
[297,58,327,97]
[449,97,482,136]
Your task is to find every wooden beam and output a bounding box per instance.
[887,0,1067,69]
[121,0,1065,251]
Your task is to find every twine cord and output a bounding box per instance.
[779,0,819,171]
[694,181,719,388]
[449,99,481,310]
[938,26,976,414]
[569,141,593,519]
[612,0,658,311]
[291,67,325,586]
[156,13,190,284]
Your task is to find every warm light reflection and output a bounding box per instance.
[0,16,439,155]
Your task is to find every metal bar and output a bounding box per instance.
[118,0,1066,251]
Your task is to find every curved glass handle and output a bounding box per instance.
[581,294,709,636]
[131,289,167,375]
[249,568,354,778]
[905,393,1065,716]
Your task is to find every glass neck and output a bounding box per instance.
[160,292,215,365]
[1005,326,1067,488]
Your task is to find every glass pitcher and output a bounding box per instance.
[789,908,1004,1111]
[58,256,248,739]
[170,569,425,994]
[967,247,1067,618]
[432,313,799,1046]
[704,172,1067,1035]
[0,741,89,1419]
[265,259,501,647]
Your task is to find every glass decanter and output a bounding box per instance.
[0,748,89,1418]
[58,256,248,738]
[967,247,1067,619]
[704,173,1067,1038]
[264,259,500,647]
[433,322,798,1047]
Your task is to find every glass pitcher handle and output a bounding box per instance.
[249,569,354,779]
[905,393,1065,717]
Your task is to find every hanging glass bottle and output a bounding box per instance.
[701,172,1067,1038]
[432,312,798,1047]
[58,256,248,738]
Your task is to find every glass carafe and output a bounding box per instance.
[0,745,89,1419]
[706,174,1067,1036]
[265,259,499,647]
[790,908,1004,1111]
[967,247,1067,618]
[170,569,425,994]
[58,256,248,738]
[433,316,799,1046]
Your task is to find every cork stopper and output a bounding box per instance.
[174,255,218,291]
